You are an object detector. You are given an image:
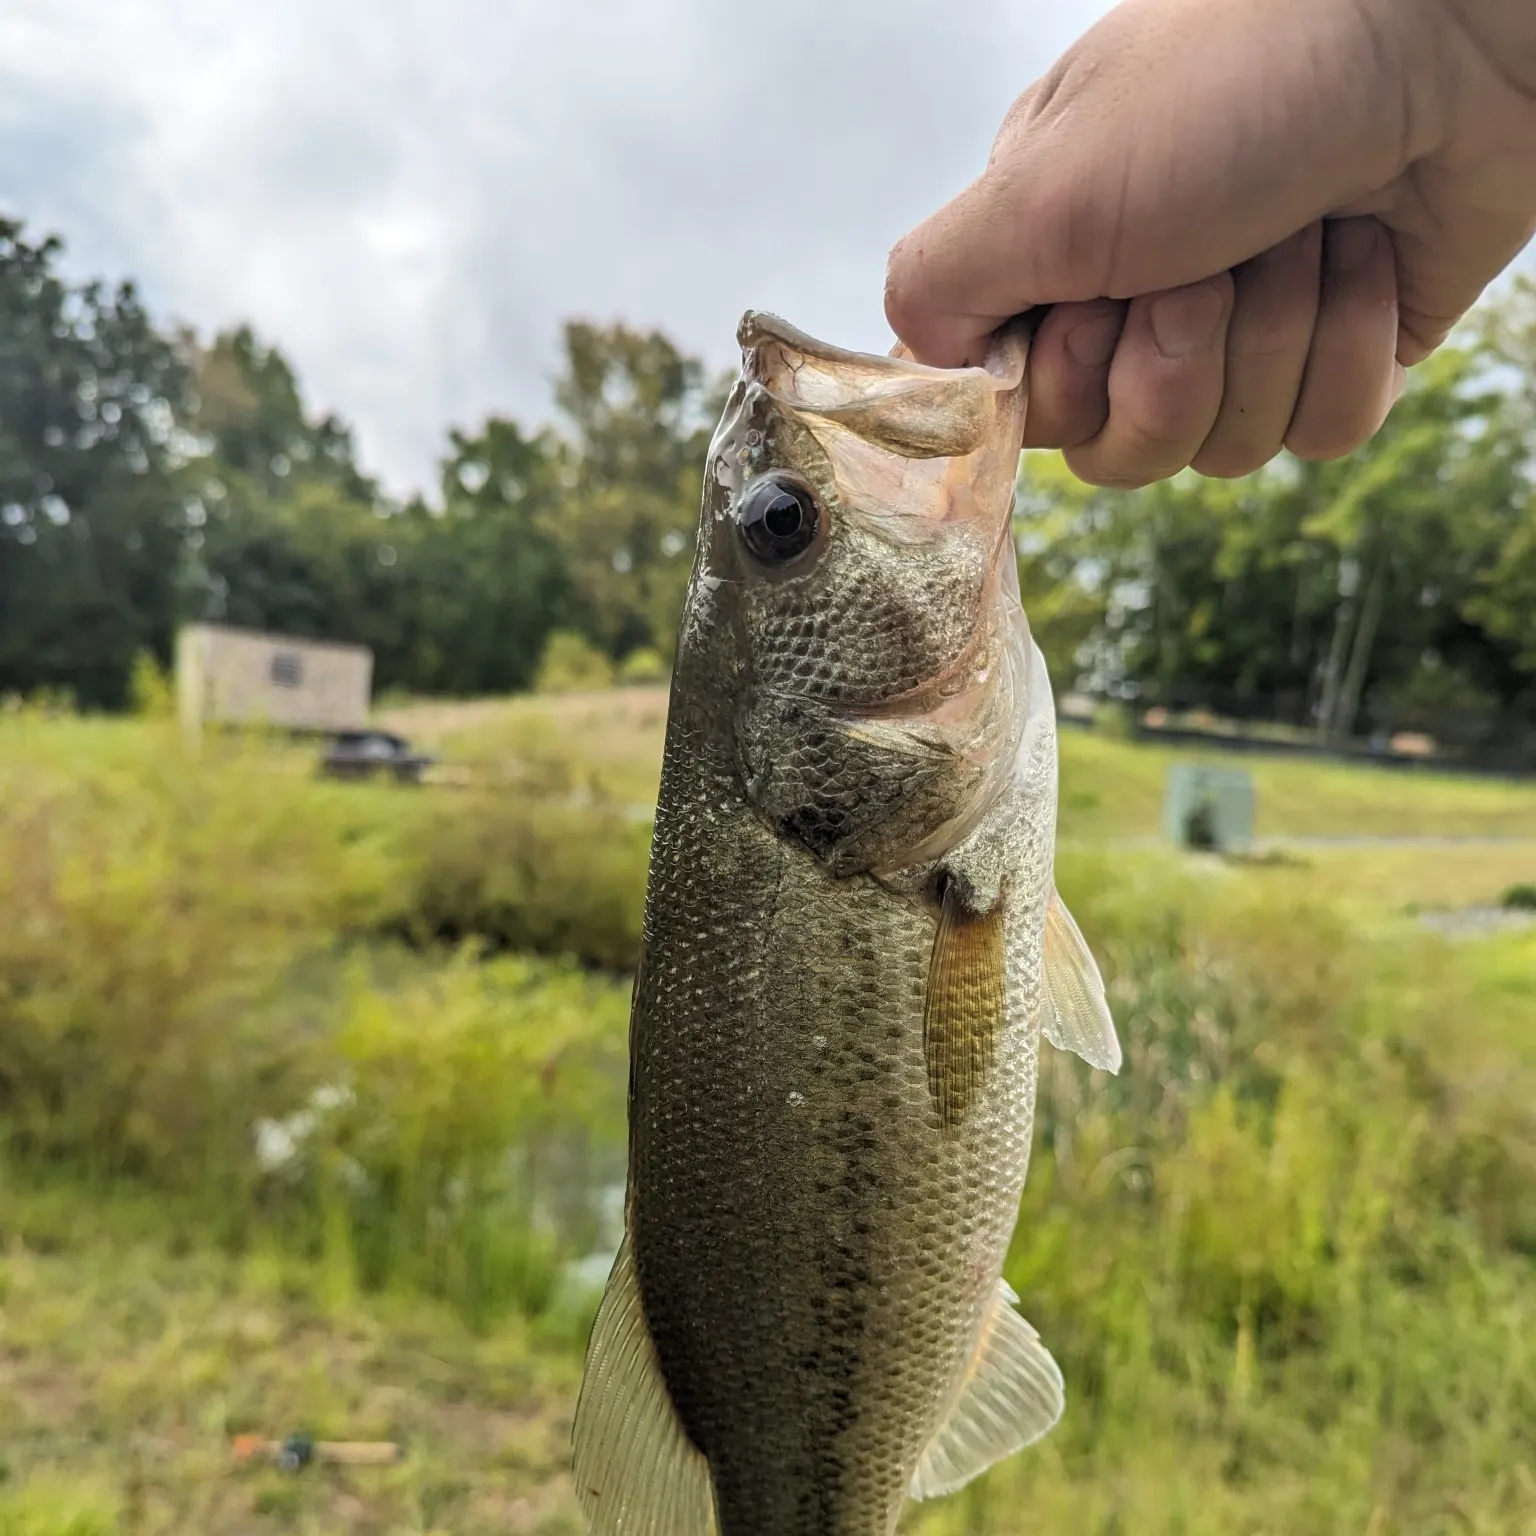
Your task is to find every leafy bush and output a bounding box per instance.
[908,849,1536,1534]
[0,710,393,1188]
[386,792,648,971]
[0,706,634,1326]
[263,951,628,1328]
[1499,880,1536,910]
[3,703,1535,1529]
[616,646,668,684]
[381,707,652,969]
[126,650,175,719]
[534,630,615,693]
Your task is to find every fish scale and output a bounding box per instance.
[573,312,1122,1536]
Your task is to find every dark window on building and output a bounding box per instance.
[270,652,304,688]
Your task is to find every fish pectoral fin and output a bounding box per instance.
[1042,888,1122,1074]
[909,1279,1065,1501]
[924,877,1006,1134]
[572,1234,715,1536]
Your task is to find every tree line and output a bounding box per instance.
[1019,279,1536,760]
[4,213,1536,756]
[0,216,721,709]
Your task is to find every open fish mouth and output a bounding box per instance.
[737,309,1030,543]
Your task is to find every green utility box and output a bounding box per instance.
[1162,763,1255,853]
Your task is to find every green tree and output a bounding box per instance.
[1462,275,1536,697]
[186,324,374,502]
[549,321,725,661]
[402,418,569,694]
[183,335,382,643]
[0,219,191,708]
[1016,336,1536,747]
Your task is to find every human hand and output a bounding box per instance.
[884,0,1536,485]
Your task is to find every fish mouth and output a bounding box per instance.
[739,309,1018,458]
[736,309,1030,543]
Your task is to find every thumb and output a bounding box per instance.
[885,0,1427,367]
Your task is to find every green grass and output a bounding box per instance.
[382,686,1536,840]
[0,1180,586,1536]
[1055,726,1536,840]
[3,693,1536,1533]
[907,852,1536,1535]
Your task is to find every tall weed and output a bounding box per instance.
[3,705,1535,1528]
[0,710,392,1188]
[920,849,1536,1534]
[296,951,627,1327]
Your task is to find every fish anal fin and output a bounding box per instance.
[924,877,1006,1134]
[572,1235,714,1536]
[910,1279,1064,1501]
[1042,888,1122,1074]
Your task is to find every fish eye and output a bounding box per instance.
[735,473,822,567]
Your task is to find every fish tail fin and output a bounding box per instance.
[572,1234,715,1536]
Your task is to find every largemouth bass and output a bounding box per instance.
[573,312,1121,1536]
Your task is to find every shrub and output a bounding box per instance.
[1499,880,1536,910]
[261,951,629,1328]
[938,848,1536,1535]
[0,710,394,1188]
[386,790,649,971]
[378,709,652,970]
[616,647,668,685]
[534,630,614,693]
[5,702,1536,1526]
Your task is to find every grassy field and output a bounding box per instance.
[0,1186,585,1536]
[383,685,1536,840]
[1055,726,1536,840]
[2,691,1534,1533]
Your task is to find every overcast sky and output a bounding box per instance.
[2,1,1530,499]
[0,0,1120,494]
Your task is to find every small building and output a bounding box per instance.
[176,623,373,737]
[1162,762,1255,854]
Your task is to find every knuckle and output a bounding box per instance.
[1111,355,1223,454]
[1073,406,1203,483]
[1226,324,1315,365]
[1192,414,1288,480]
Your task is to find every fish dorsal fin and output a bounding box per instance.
[924,877,1007,1134]
[910,1278,1065,1500]
[572,1235,715,1536]
[1042,889,1122,1074]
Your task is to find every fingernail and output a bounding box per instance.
[1150,282,1226,359]
[1065,312,1121,368]
[1327,218,1381,275]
